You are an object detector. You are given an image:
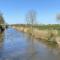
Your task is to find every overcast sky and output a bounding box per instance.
[0,0,60,24]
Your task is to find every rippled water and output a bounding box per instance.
[0,28,60,60]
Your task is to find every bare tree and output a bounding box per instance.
[26,10,36,25]
[56,13,60,23]
[26,10,37,36]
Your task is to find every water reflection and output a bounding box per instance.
[0,33,4,58]
[26,35,33,54]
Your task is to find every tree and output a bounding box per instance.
[26,10,37,35]
[0,12,7,32]
[26,10,36,25]
[0,12,5,25]
[56,13,60,24]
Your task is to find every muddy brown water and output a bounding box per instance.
[0,28,60,60]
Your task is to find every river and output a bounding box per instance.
[0,28,60,60]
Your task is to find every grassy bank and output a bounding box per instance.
[11,24,60,47]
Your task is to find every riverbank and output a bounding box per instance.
[12,26,60,47]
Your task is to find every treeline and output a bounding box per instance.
[34,24,60,30]
[11,24,60,30]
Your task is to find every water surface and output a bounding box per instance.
[0,28,60,60]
